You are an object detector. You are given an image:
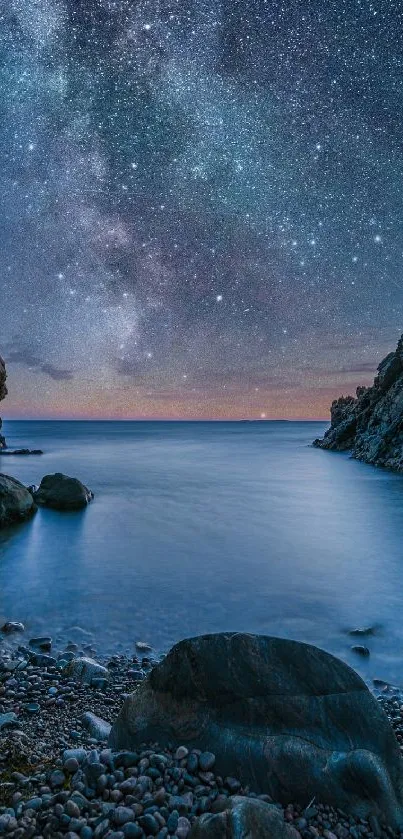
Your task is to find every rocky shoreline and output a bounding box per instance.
[1,631,403,838]
[313,334,403,471]
[0,355,43,456]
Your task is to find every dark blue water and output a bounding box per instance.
[1,420,403,686]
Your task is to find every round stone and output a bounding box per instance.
[113,807,135,826]
[64,757,80,774]
[65,799,81,819]
[198,752,216,772]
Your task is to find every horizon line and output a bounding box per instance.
[2,416,329,423]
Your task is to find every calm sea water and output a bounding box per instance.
[1,419,403,686]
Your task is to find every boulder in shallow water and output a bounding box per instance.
[0,473,36,528]
[351,645,370,657]
[33,472,94,510]
[189,796,297,839]
[1,621,25,633]
[109,632,403,826]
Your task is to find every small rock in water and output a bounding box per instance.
[135,641,152,652]
[348,627,376,637]
[373,678,390,689]
[1,621,25,633]
[33,472,94,510]
[29,636,52,651]
[351,645,370,657]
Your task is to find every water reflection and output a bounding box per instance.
[1,420,403,686]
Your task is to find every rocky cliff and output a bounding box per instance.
[0,355,7,449]
[313,335,403,470]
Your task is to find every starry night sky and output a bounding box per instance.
[1,0,403,419]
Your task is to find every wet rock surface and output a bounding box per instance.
[189,795,298,838]
[0,473,37,529]
[32,473,94,511]
[1,633,403,837]
[313,334,403,470]
[110,633,403,826]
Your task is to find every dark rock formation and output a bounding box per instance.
[32,473,94,510]
[0,355,7,449]
[0,473,37,528]
[313,335,403,469]
[189,796,297,839]
[0,356,6,402]
[0,356,42,454]
[109,632,403,826]
[0,449,43,456]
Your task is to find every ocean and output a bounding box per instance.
[1,419,403,686]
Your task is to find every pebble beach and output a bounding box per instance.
[1,630,403,839]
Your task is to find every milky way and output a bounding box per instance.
[1,0,403,418]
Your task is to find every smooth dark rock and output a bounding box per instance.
[348,627,376,637]
[189,796,297,839]
[199,752,216,772]
[351,645,370,657]
[109,632,403,826]
[1,621,25,633]
[33,472,94,510]
[0,473,37,528]
[31,653,57,667]
[29,636,52,651]
[82,711,112,741]
[313,334,403,471]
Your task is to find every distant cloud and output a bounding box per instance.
[6,345,73,381]
[336,362,377,375]
[40,363,74,381]
[7,348,42,366]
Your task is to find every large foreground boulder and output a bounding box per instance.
[190,796,297,839]
[0,473,37,528]
[109,633,403,826]
[32,473,94,510]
